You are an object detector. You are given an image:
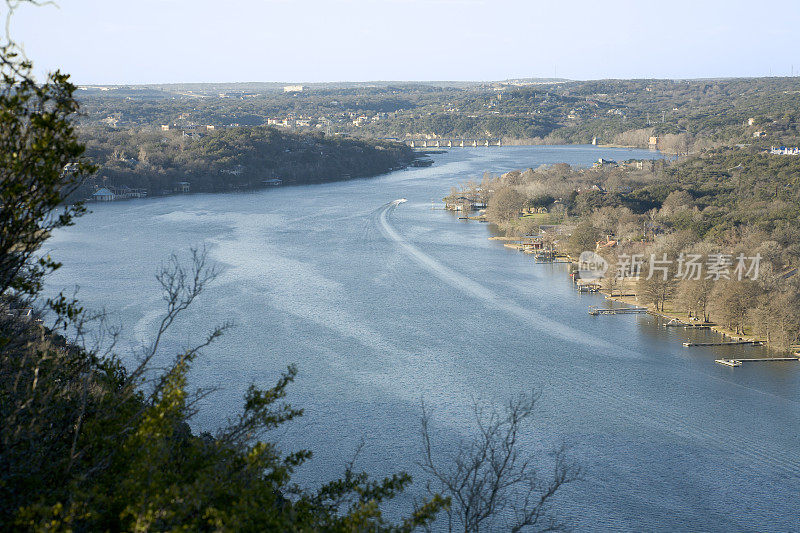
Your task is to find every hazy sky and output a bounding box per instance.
[10,0,800,84]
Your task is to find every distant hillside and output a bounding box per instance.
[77,126,415,198]
[76,77,800,151]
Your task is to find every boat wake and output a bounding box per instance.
[376,200,800,478]
[378,201,613,351]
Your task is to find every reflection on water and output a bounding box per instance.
[46,146,800,532]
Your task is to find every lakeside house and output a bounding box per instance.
[619,159,647,170]
[92,187,115,202]
[596,235,618,250]
[445,195,485,211]
[593,158,617,169]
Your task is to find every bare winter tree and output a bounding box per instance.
[420,392,580,533]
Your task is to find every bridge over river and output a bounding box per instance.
[405,138,502,148]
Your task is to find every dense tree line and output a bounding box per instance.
[78,126,415,198]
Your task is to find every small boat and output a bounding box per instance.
[715,359,742,367]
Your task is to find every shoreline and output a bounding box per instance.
[601,290,764,346]
[497,244,782,354]
[78,157,420,206]
[562,254,771,349]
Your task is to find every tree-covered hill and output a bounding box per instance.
[76,77,800,151]
[78,126,415,197]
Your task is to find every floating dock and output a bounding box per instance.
[589,306,648,316]
[716,357,799,367]
[683,340,765,347]
[664,321,711,329]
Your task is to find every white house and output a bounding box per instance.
[770,146,800,155]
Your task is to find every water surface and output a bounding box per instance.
[47,146,800,531]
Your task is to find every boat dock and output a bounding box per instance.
[684,340,765,347]
[664,322,711,329]
[589,306,648,316]
[664,319,712,329]
[715,357,800,367]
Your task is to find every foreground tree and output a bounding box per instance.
[420,393,580,532]
[0,12,95,302]
[0,6,446,529]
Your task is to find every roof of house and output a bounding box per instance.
[93,187,114,196]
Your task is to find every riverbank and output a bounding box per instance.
[77,150,429,205]
[602,291,766,346]
[559,253,774,350]
[492,240,781,354]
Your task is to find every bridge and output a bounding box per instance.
[405,138,502,148]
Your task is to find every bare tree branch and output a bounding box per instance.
[420,392,581,532]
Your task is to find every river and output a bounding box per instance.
[46,146,800,531]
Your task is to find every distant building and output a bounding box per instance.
[283,85,305,93]
[748,118,755,126]
[648,136,659,149]
[100,116,119,127]
[175,182,190,193]
[770,146,800,155]
[593,158,617,169]
[753,131,767,138]
[620,159,645,170]
[161,124,171,131]
[92,187,115,202]
[268,118,295,127]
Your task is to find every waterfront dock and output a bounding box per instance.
[664,320,711,329]
[589,306,648,316]
[715,357,800,367]
[684,340,765,347]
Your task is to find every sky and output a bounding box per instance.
[9,0,800,84]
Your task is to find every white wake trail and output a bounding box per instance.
[378,202,617,352]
